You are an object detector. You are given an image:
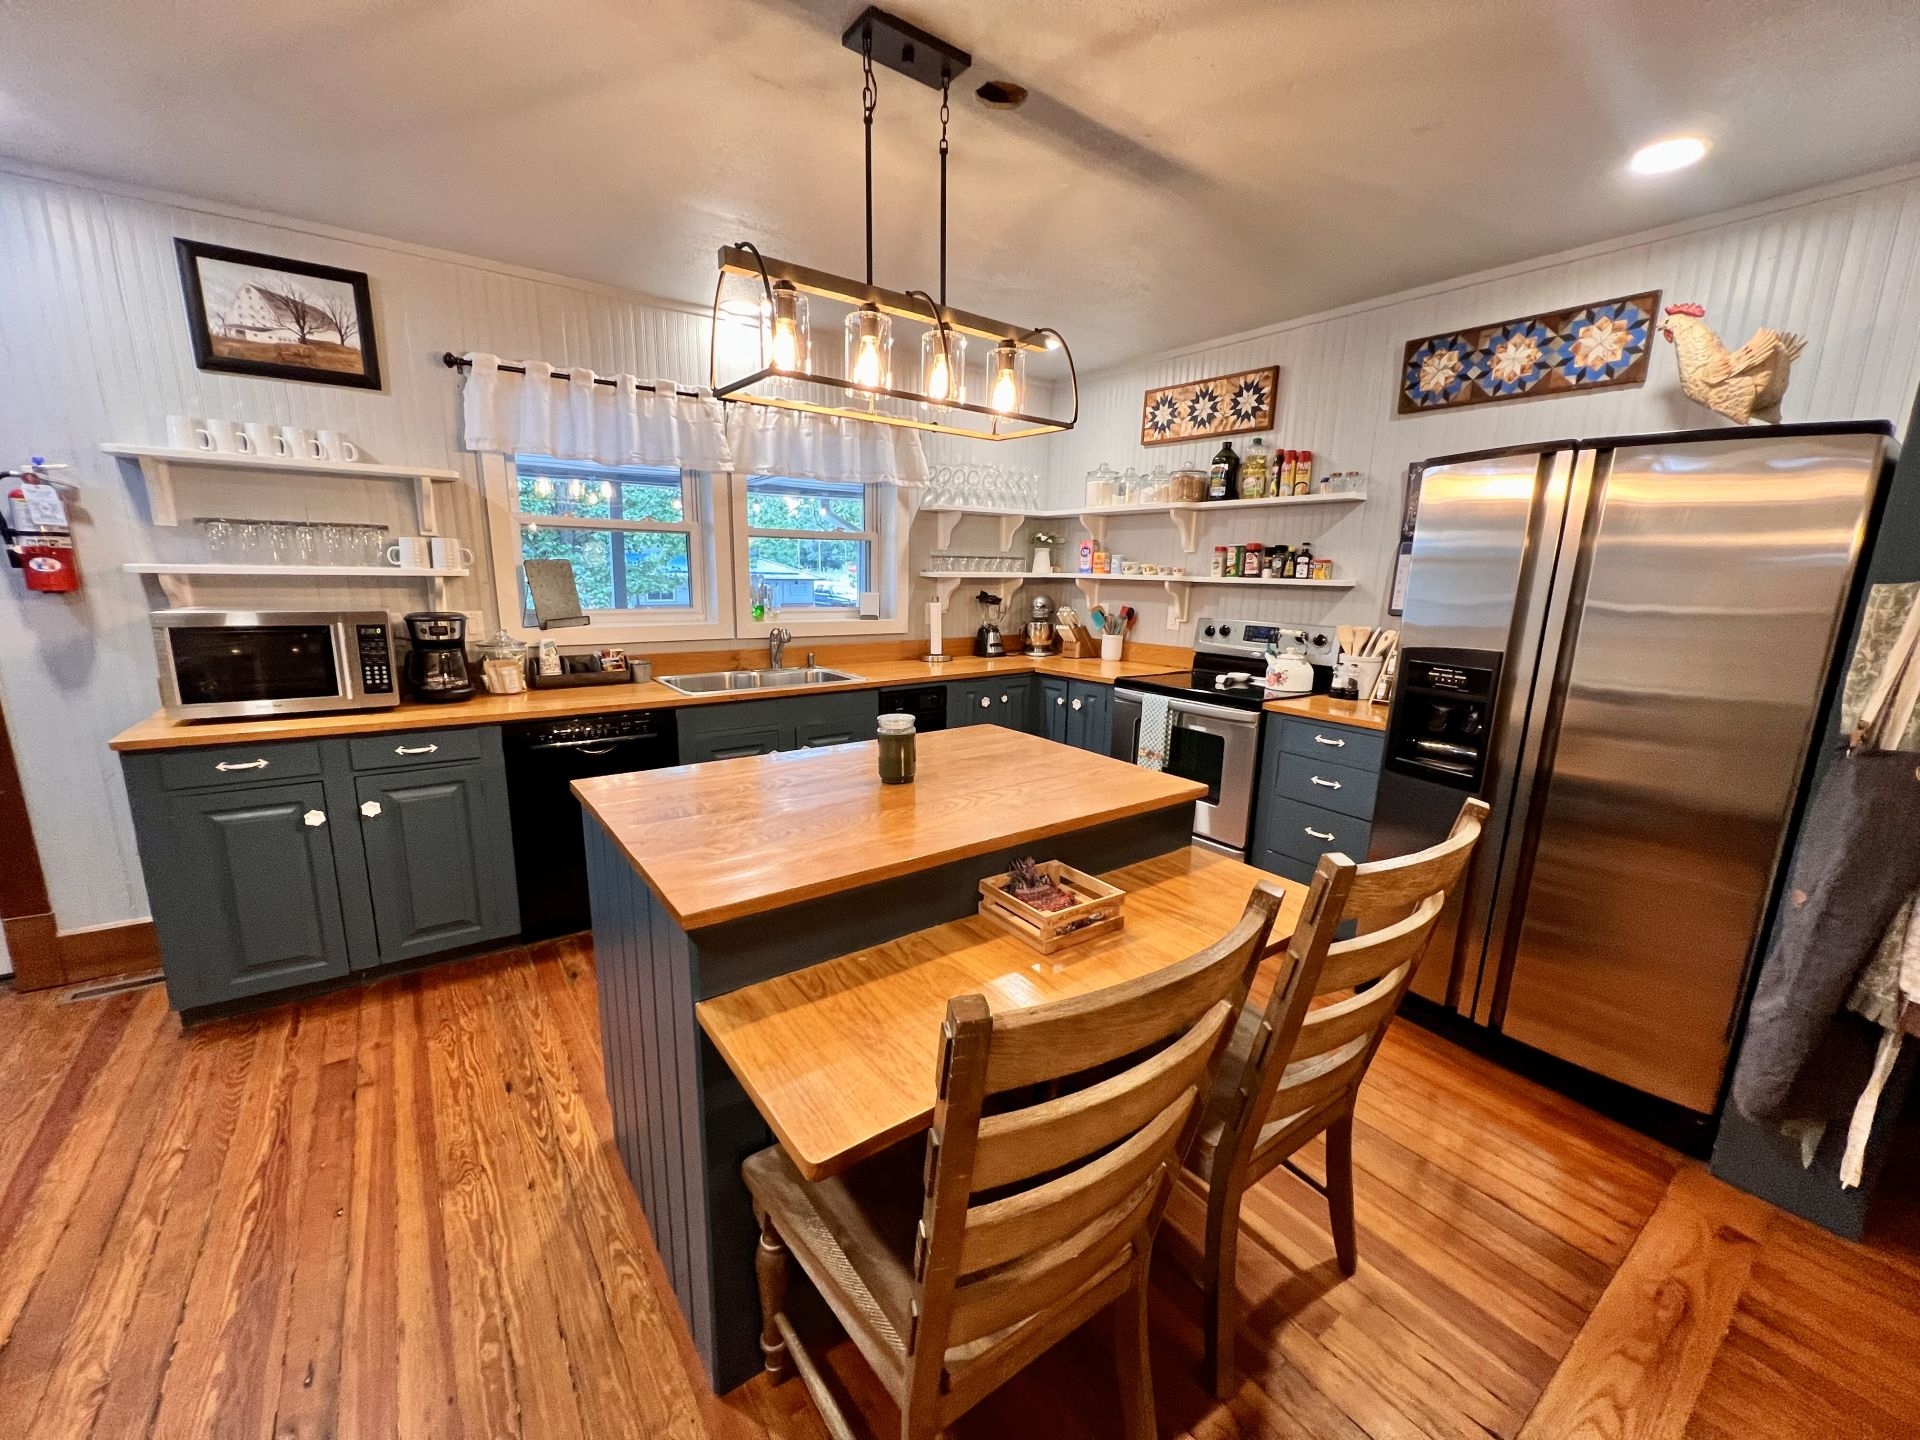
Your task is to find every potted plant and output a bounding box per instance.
[1031,530,1062,574]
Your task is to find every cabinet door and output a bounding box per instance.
[994,677,1034,732]
[1040,678,1070,743]
[355,762,516,965]
[949,681,996,727]
[157,781,351,1009]
[1065,681,1110,751]
[678,699,789,762]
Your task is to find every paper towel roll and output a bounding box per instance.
[927,599,945,656]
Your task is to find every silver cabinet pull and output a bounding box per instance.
[395,743,439,755]
[1313,734,1347,747]
[999,693,1010,704]
[1056,696,1066,706]
[360,800,383,818]
[1071,697,1083,710]
[979,696,993,709]
[1310,775,1343,789]
[303,809,328,827]
[1304,826,1336,841]
[215,758,270,772]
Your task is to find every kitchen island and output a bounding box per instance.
[572,726,1207,1390]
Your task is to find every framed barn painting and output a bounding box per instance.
[1397,291,1658,414]
[174,239,382,390]
[1141,365,1278,446]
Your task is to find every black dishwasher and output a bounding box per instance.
[878,683,947,731]
[504,709,679,939]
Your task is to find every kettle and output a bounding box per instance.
[1263,641,1314,697]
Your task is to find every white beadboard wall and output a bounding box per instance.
[1040,164,1920,641]
[4,159,1920,937]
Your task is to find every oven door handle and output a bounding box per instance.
[1166,697,1263,726]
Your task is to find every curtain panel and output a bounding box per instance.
[458,354,733,471]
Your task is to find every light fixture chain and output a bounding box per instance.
[862,30,877,287]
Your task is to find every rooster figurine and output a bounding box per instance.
[1659,303,1806,425]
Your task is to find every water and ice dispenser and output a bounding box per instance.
[1384,648,1501,790]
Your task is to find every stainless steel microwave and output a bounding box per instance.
[151,609,399,721]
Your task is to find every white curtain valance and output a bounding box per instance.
[725,404,930,488]
[459,353,733,471]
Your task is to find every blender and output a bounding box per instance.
[973,590,1006,657]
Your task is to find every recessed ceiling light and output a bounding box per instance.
[1629,136,1709,175]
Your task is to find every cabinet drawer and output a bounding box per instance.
[1272,751,1379,820]
[348,727,485,772]
[1252,847,1318,887]
[158,741,323,791]
[1261,796,1372,866]
[1276,719,1384,771]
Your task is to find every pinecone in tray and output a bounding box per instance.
[1007,856,1076,912]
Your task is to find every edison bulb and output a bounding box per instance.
[920,326,967,405]
[988,340,1024,414]
[767,281,808,373]
[567,477,585,501]
[533,477,553,499]
[844,304,892,394]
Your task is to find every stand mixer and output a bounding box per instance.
[1024,594,1055,656]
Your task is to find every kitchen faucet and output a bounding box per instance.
[768,627,792,669]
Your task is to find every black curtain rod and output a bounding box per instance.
[439,352,712,400]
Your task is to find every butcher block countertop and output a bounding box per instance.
[1262,693,1390,731]
[696,844,1303,1179]
[570,725,1206,930]
[107,651,1179,752]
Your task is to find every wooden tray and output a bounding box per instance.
[978,861,1126,954]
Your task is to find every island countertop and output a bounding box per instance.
[572,725,1206,930]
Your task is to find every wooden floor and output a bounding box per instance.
[2,941,1917,1439]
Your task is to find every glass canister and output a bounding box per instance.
[477,629,528,694]
[876,712,917,784]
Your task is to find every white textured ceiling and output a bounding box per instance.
[3,0,1919,370]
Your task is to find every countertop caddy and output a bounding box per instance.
[569,726,1213,1390]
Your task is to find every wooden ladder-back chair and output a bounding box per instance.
[744,883,1286,1440]
[1182,797,1488,1399]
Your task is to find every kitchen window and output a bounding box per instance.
[483,454,733,643]
[730,474,908,636]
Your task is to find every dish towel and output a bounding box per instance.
[1136,694,1172,771]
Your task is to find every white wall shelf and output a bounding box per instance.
[1069,573,1355,629]
[100,443,461,531]
[123,560,468,608]
[922,492,1363,552]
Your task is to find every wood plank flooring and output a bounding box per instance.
[1,940,1916,1439]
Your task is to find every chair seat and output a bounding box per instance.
[743,1138,926,1367]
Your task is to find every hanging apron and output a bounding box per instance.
[1732,596,1920,1126]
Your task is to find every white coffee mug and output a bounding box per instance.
[275,426,322,460]
[385,535,432,568]
[201,418,255,454]
[243,421,278,455]
[166,415,213,451]
[315,429,360,462]
[429,537,474,571]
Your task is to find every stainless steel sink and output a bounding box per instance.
[661,666,864,695]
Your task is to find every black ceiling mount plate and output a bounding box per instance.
[840,6,971,89]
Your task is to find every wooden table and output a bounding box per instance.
[697,845,1304,1181]
[574,726,1207,1390]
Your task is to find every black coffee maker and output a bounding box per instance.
[403,611,476,703]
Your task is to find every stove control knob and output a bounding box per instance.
[1219,625,1234,640]
[1203,625,1217,638]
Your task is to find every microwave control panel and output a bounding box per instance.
[357,622,395,694]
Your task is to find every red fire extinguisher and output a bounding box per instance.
[1,459,80,593]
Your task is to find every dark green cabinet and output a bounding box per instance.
[1038,678,1112,753]
[1251,716,1384,886]
[949,676,1034,731]
[354,761,516,965]
[144,780,352,1009]
[676,690,880,762]
[123,727,519,1014]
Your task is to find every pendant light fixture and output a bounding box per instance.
[707,7,1076,441]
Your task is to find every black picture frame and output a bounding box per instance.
[174,238,382,390]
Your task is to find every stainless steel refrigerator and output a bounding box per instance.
[1373,423,1897,1121]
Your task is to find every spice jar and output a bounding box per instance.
[876,713,917,785]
